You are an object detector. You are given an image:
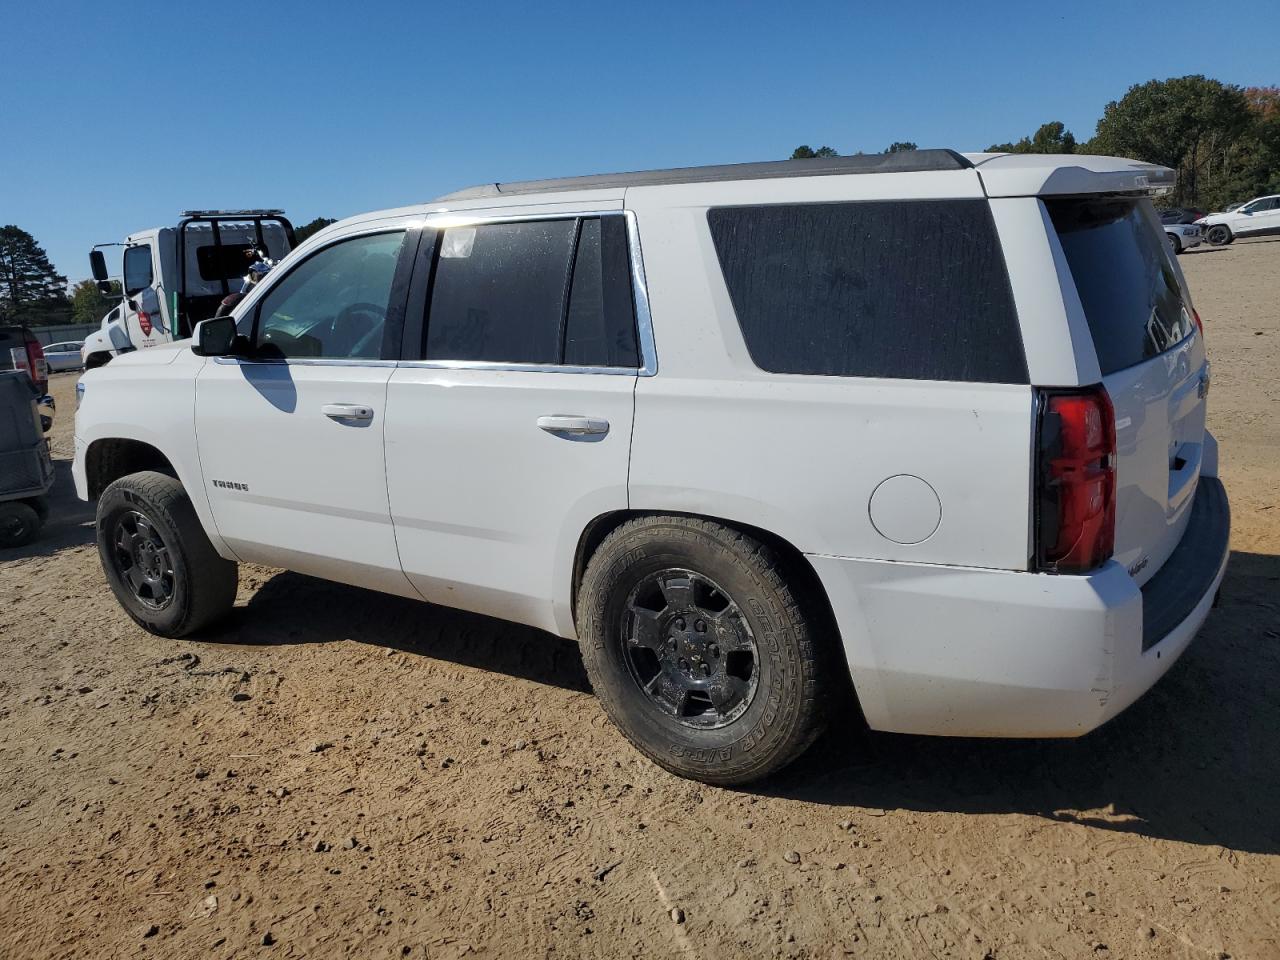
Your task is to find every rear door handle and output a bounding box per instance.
[537,415,610,437]
[322,403,374,422]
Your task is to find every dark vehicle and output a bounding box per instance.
[1158,207,1207,225]
[0,371,55,547]
[0,324,49,395]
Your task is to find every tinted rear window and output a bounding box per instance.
[707,200,1026,383]
[1047,199,1194,375]
[424,216,638,367]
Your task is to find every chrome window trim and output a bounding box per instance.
[212,356,399,368]
[418,208,658,377]
[394,358,637,376]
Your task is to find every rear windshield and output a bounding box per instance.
[707,200,1027,383]
[1047,199,1195,375]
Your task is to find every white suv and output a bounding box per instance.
[74,150,1230,785]
[1197,194,1280,245]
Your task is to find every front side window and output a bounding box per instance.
[423,215,638,367]
[253,231,405,360]
[123,245,153,295]
[707,200,1027,383]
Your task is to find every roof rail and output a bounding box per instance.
[435,150,973,202]
[180,209,286,218]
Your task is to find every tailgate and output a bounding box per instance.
[1047,197,1206,586]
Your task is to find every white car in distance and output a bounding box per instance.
[1197,194,1280,245]
[43,341,85,373]
[73,150,1230,786]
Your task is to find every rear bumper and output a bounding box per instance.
[811,477,1230,737]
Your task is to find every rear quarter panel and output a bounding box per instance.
[625,179,1035,569]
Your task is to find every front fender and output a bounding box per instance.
[73,353,232,560]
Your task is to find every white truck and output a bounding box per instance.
[74,151,1229,786]
[84,210,294,368]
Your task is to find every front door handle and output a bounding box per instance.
[537,415,610,437]
[322,403,374,422]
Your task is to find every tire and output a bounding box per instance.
[0,501,41,549]
[96,471,237,637]
[1167,233,1182,255]
[577,516,831,785]
[1206,224,1233,246]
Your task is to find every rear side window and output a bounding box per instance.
[707,200,1026,383]
[1047,199,1194,375]
[563,217,638,367]
[424,216,637,367]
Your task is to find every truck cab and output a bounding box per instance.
[84,210,294,369]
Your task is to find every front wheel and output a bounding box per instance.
[1167,233,1182,255]
[1206,224,1233,246]
[96,471,238,637]
[578,516,831,785]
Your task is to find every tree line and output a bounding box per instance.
[0,216,336,328]
[793,76,1279,213]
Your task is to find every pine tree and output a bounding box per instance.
[0,226,72,325]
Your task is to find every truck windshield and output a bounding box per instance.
[1047,198,1195,375]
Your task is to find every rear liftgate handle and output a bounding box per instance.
[537,415,610,437]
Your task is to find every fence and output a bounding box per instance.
[27,324,100,347]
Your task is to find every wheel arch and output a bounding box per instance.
[85,437,179,500]
[570,509,845,655]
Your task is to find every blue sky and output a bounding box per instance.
[1,0,1274,283]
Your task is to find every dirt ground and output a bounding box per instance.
[2,239,1278,960]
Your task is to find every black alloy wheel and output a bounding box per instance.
[620,569,759,728]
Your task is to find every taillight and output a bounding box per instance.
[25,337,46,381]
[1034,386,1117,574]
[1192,308,1203,336]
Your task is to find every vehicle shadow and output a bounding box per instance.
[208,549,1279,854]
[760,548,1280,856]
[0,460,95,561]
[215,570,590,692]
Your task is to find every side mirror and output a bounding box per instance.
[89,250,108,282]
[192,316,239,357]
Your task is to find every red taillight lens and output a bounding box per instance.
[1192,308,1203,336]
[1035,386,1117,574]
[23,337,47,386]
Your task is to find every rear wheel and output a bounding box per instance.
[1206,224,1233,246]
[96,471,237,637]
[0,501,41,549]
[578,516,830,785]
